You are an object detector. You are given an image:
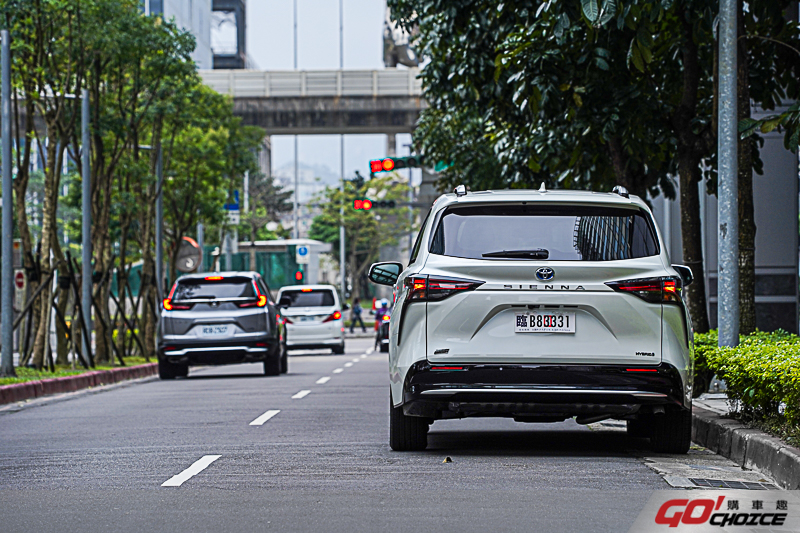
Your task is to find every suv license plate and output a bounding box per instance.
[515,312,575,333]
[201,325,229,336]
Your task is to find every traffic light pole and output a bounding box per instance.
[338,0,346,303]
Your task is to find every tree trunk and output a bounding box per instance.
[737,1,757,335]
[31,129,61,369]
[678,155,711,334]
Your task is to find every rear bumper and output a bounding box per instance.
[402,361,687,420]
[158,337,274,366]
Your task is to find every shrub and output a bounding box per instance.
[693,330,719,397]
[704,329,800,423]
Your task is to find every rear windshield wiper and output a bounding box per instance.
[482,249,550,259]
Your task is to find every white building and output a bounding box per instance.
[144,0,213,70]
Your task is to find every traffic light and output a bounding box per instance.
[374,200,396,209]
[353,198,373,210]
[369,155,425,174]
[294,270,304,282]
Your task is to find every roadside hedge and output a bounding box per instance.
[697,329,800,424]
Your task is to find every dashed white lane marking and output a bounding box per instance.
[162,455,221,487]
[333,368,344,373]
[344,362,353,367]
[366,347,374,355]
[249,409,280,426]
[351,358,360,363]
[360,354,367,359]
[292,390,311,399]
[316,376,331,384]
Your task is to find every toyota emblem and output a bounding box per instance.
[536,267,555,281]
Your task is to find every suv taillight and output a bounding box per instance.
[162,298,191,311]
[238,282,269,308]
[404,275,484,302]
[605,277,682,303]
[323,310,342,323]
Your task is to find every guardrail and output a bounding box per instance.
[200,68,423,98]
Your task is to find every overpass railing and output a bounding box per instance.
[200,68,422,98]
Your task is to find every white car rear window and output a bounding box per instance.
[430,204,659,261]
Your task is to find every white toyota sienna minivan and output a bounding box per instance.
[369,185,694,453]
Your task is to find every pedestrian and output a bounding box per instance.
[350,297,366,333]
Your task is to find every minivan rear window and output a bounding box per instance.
[280,289,335,307]
[173,277,256,300]
[430,204,659,261]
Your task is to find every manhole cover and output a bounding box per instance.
[690,478,778,490]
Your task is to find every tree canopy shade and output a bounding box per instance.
[389,0,800,334]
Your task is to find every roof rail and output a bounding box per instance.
[612,185,630,198]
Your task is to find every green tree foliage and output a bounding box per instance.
[389,0,800,334]
[309,175,413,298]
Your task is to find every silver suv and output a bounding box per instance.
[158,272,286,379]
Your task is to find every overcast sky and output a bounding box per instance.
[246,1,416,183]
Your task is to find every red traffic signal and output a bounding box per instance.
[353,198,373,210]
[295,270,304,282]
[370,158,396,173]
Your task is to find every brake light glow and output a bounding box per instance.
[283,316,294,324]
[163,298,173,311]
[626,368,658,372]
[605,277,682,304]
[205,276,223,280]
[431,366,465,371]
[162,298,191,311]
[383,315,391,321]
[405,276,484,302]
[301,288,312,292]
[323,310,342,323]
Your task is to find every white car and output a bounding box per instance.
[369,185,694,453]
[276,284,346,354]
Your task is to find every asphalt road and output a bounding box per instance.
[0,338,770,532]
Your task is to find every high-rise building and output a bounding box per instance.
[144,0,213,70]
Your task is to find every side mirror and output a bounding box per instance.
[368,261,404,286]
[672,264,694,287]
[278,295,292,308]
[343,303,351,310]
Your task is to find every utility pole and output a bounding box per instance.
[81,89,92,361]
[339,0,346,302]
[1,30,14,376]
[293,0,299,240]
[196,222,204,273]
[155,146,164,300]
[718,0,739,348]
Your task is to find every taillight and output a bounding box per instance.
[605,277,682,303]
[323,310,342,323]
[382,315,391,321]
[162,298,191,311]
[404,276,484,302]
[283,316,294,324]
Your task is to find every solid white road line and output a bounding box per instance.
[161,455,221,487]
[292,390,311,399]
[316,376,331,384]
[333,368,344,374]
[344,362,353,367]
[249,409,280,426]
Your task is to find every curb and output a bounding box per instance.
[692,405,800,490]
[0,363,158,405]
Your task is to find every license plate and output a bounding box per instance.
[515,312,575,333]
[201,325,229,336]
[300,316,315,322]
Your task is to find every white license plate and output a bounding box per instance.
[515,312,575,333]
[300,316,316,322]
[201,325,229,336]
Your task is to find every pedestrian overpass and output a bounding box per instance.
[199,68,426,135]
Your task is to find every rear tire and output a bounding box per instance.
[158,359,178,380]
[332,343,345,355]
[650,408,692,454]
[280,346,288,374]
[380,342,389,353]
[389,392,429,451]
[626,417,652,439]
[263,355,281,376]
